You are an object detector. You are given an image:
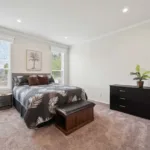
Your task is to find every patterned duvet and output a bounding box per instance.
[13,83,87,128]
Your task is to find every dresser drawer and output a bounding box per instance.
[110,86,130,97]
[0,100,11,107]
[118,97,128,106]
[118,88,127,93]
[0,97,11,102]
[117,104,128,112]
[117,96,129,113]
[0,95,12,108]
[110,86,129,106]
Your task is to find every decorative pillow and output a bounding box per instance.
[47,74,55,84]
[13,76,29,86]
[38,75,45,77]
[38,75,49,85]
[28,76,39,86]
[13,77,18,86]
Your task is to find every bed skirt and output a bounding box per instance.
[13,97,54,128]
[13,97,26,117]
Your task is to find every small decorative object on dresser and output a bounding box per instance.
[110,85,150,119]
[0,92,12,109]
[130,64,150,88]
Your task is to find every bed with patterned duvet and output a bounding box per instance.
[13,83,87,128]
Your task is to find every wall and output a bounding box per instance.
[0,27,69,74]
[12,37,51,73]
[69,22,150,104]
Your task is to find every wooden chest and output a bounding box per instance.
[55,101,95,135]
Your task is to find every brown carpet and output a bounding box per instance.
[0,103,150,150]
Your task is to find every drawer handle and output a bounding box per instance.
[120,97,126,100]
[119,90,126,92]
[119,105,126,108]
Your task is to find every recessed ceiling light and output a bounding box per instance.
[122,7,129,13]
[65,37,68,39]
[17,19,22,23]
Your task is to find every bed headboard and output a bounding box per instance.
[12,73,51,89]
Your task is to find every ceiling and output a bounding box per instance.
[0,0,150,45]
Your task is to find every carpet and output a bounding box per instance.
[0,103,150,150]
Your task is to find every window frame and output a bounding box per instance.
[51,50,65,84]
[0,40,12,90]
[51,46,69,84]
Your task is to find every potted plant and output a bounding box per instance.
[130,65,150,88]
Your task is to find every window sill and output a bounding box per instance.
[0,88,11,93]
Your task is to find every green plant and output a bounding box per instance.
[130,65,150,81]
[4,63,8,75]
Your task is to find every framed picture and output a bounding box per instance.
[26,50,42,71]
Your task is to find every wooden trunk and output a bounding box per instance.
[55,106,94,135]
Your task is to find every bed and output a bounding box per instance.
[12,73,87,129]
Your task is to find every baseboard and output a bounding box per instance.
[89,99,109,105]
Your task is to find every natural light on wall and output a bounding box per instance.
[0,40,11,89]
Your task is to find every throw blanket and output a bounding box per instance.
[13,83,87,128]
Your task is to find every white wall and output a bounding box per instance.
[69,22,150,104]
[12,37,51,73]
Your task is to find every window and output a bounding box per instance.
[0,40,11,89]
[52,51,64,84]
[51,46,69,84]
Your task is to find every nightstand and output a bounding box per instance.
[0,93,12,109]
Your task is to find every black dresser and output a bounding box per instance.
[110,85,150,119]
